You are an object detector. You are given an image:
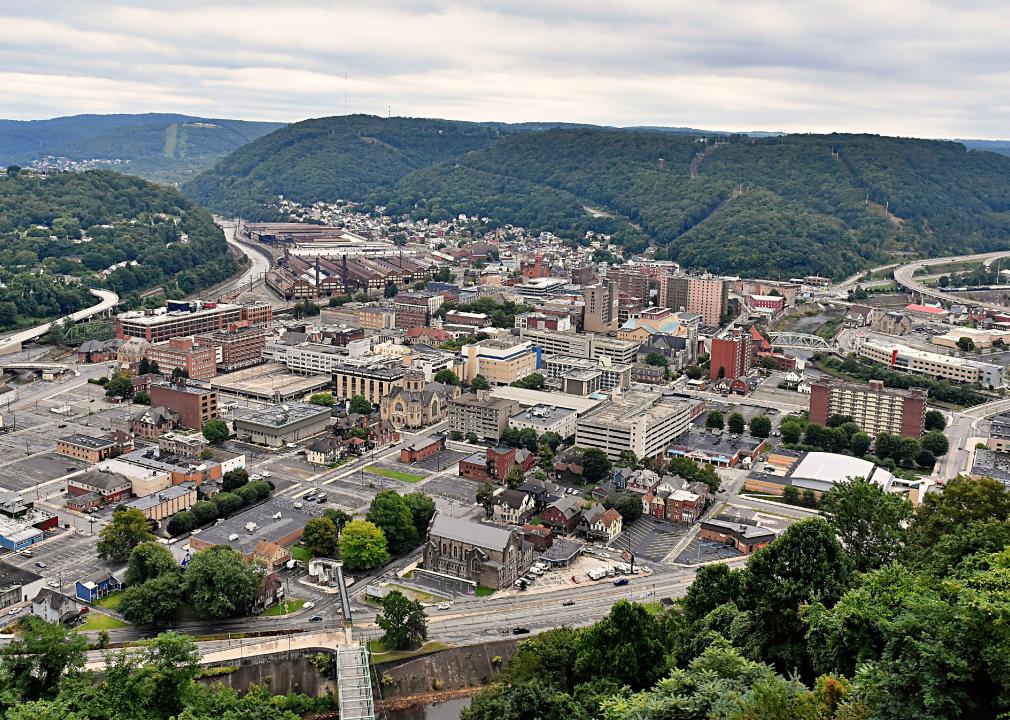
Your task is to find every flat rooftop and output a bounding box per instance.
[972,449,1010,487]
[0,560,42,591]
[579,391,693,426]
[669,427,764,455]
[210,362,331,399]
[118,303,240,325]
[236,401,330,429]
[490,386,603,414]
[510,404,577,428]
[126,483,196,512]
[59,434,116,449]
[152,381,215,396]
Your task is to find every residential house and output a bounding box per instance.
[517,477,550,511]
[541,496,582,534]
[75,572,123,603]
[77,339,120,364]
[129,406,179,440]
[643,475,709,524]
[458,446,534,483]
[252,572,284,613]
[306,436,342,466]
[251,540,292,571]
[491,489,536,526]
[31,589,79,624]
[589,508,623,544]
[577,502,607,538]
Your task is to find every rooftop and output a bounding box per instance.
[236,402,331,429]
[59,434,116,450]
[490,386,603,414]
[668,427,764,456]
[72,469,131,491]
[702,518,776,541]
[971,449,1010,487]
[152,380,216,396]
[191,495,323,554]
[126,482,197,512]
[0,560,42,591]
[510,404,577,428]
[579,390,694,426]
[428,513,515,551]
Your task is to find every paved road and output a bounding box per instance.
[893,250,1010,310]
[0,288,119,352]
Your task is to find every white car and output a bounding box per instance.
[47,580,59,589]
[302,601,315,610]
[261,471,272,478]
[250,474,263,481]
[437,602,452,611]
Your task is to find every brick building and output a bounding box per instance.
[662,275,727,325]
[56,435,119,464]
[809,379,927,438]
[145,337,218,380]
[394,292,441,329]
[117,301,270,342]
[400,435,446,464]
[700,519,775,555]
[710,333,751,381]
[149,381,218,429]
[194,324,267,371]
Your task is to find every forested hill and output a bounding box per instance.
[183,115,1010,278]
[0,113,284,184]
[183,115,524,220]
[0,169,241,331]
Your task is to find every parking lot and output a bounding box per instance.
[674,536,743,564]
[620,516,689,562]
[404,449,468,473]
[420,475,478,505]
[2,529,114,592]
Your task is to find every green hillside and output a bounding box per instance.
[182,116,1010,278]
[0,169,241,330]
[0,113,285,184]
[183,115,521,220]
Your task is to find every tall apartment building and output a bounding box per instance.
[144,337,218,380]
[575,391,695,460]
[449,393,520,442]
[543,356,632,391]
[394,293,443,329]
[710,334,751,381]
[809,379,927,438]
[194,324,267,371]
[149,381,218,430]
[461,338,537,385]
[116,301,271,342]
[605,268,651,305]
[583,281,619,333]
[662,276,727,325]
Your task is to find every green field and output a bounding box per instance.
[365,465,425,484]
[290,545,312,563]
[75,612,128,632]
[263,598,306,617]
[475,587,495,597]
[94,592,123,611]
[368,640,450,664]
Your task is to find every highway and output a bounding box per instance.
[201,219,274,299]
[0,288,119,352]
[892,250,1010,309]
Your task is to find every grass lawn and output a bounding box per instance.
[365,465,425,484]
[94,592,123,611]
[368,640,450,664]
[74,612,128,632]
[475,586,495,598]
[384,584,436,602]
[263,598,306,617]
[290,545,312,563]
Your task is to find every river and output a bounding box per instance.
[386,697,472,720]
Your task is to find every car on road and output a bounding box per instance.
[35,561,46,569]
[437,602,451,611]
[302,601,314,610]
[498,628,510,636]
[47,581,59,588]
[7,607,19,616]
[57,423,67,428]
[512,627,530,635]
[66,467,76,472]
[286,443,298,449]
[308,615,323,622]
[562,600,575,606]
[613,578,629,586]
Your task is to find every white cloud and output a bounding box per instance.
[0,0,1008,137]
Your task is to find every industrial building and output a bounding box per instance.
[116,301,271,342]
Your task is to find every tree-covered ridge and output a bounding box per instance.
[0,169,241,330]
[0,113,285,184]
[183,115,521,220]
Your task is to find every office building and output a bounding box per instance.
[710,334,751,381]
[264,341,359,376]
[149,381,218,430]
[519,328,640,365]
[194,324,267,371]
[575,390,695,460]
[460,338,537,385]
[662,275,727,325]
[509,405,578,439]
[449,392,520,442]
[583,280,619,333]
[857,337,1005,388]
[332,360,408,405]
[809,379,927,438]
[145,337,218,381]
[233,402,331,448]
[543,355,631,391]
[394,292,442,329]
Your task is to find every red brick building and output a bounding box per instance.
[458,446,535,483]
[809,378,927,438]
[145,337,218,380]
[195,323,267,371]
[710,333,752,381]
[541,496,582,534]
[149,381,218,430]
[700,519,775,555]
[400,435,446,464]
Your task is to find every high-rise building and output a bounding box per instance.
[575,391,695,460]
[605,268,651,306]
[710,334,751,381]
[809,379,927,438]
[582,281,619,333]
[662,276,727,325]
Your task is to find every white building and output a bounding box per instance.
[575,391,695,460]
[509,404,579,439]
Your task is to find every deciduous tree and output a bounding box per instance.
[366,490,418,555]
[377,590,428,650]
[183,546,261,620]
[338,519,390,570]
[97,508,155,562]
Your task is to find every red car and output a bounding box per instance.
[80,607,90,614]
[571,576,580,583]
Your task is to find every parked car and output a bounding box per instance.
[286,443,298,449]
[261,471,272,478]
[308,615,323,622]
[35,561,46,569]
[437,602,451,611]
[19,550,32,558]
[316,494,327,503]
[613,578,629,586]
[512,627,530,635]
[47,580,59,589]
[304,493,316,502]
[293,502,304,509]
[80,606,89,614]
[562,600,575,607]
[57,423,67,428]
[302,601,314,610]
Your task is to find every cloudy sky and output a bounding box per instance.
[1,1,1007,138]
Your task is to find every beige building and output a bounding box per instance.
[857,337,1004,388]
[460,338,537,385]
[332,360,407,405]
[356,305,396,330]
[421,514,533,590]
[125,482,197,521]
[662,275,727,325]
[583,280,619,333]
[449,392,520,442]
[380,372,459,429]
[575,390,696,460]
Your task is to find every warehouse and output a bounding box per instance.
[233,402,332,447]
[0,562,45,610]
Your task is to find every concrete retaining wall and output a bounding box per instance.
[375,638,519,698]
[196,649,335,699]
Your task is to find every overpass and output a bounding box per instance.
[0,288,119,354]
[892,250,1010,310]
[0,362,74,376]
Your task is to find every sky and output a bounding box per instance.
[1,0,1008,138]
